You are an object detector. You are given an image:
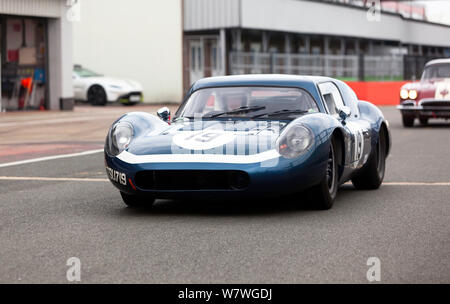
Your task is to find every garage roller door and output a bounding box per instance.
[0,0,61,18]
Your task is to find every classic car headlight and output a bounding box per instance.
[276,124,314,159]
[107,122,133,156]
[400,89,409,100]
[408,89,418,100]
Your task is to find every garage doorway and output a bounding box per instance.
[186,35,222,86]
[0,15,48,111]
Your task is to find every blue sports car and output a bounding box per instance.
[104,75,391,209]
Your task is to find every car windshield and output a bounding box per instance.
[74,67,102,77]
[176,86,319,120]
[422,64,450,80]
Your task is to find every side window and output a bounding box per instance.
[323,93,337,115]
[334,81,360,118]
[318,82,345,117]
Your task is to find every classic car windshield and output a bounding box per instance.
[176,87,319,119]
[422,64,450,80]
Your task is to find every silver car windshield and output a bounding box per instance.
[177,86,319,119]
[422,64,450,80]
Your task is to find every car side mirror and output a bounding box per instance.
[157,107,171,123]
[338,106,351,121]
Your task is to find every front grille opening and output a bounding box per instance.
[402,102,415,107]
[134,170,250,191]
[422,101,450,107]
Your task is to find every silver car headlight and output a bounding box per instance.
[408,89,418,100]
[108,121,133,156]
[276,124,314,159]
[400,89,409,100]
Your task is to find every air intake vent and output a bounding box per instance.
[134,170,249,191]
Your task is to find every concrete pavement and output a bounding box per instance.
[0,104,178,163]
[0,106,449,283]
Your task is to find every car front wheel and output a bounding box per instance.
[402,115,414,127]
[120,192,155,208]
[310,138,339,210]
[419,116,429,125]
[87,85,107,106]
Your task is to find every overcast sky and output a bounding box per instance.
[415,0,450,25]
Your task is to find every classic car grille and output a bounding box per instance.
[401,101,415,106]
[420,100,450,107]
[134,170,250,190]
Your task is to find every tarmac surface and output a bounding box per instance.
[0,105,449,283]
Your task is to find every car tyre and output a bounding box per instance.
[310,138,339,210]
[351,127,386,190]
[419,117,429,125]
[120,192,155,208]
[122,102,139,106]
[402,115,414,127]
[88,85,107,106]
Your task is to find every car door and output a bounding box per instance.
[72,72,85,100]
[318,82,371,169]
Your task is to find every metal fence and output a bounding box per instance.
[363,55,403,81]
[403,55,443,81]
[229,52,404,81]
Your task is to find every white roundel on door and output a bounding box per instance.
[172,130,236,150]
[434,79,450,100]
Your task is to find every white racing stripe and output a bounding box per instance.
[116,149,280,164]
[0,149,104,168]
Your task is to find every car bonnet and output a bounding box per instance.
[126,120,286,156]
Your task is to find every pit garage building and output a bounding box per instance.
[72,0,450,104]
[0,0,74,111]
[183,0,450,91]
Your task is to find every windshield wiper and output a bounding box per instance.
[251,109,308,118]
[208,106,266,118]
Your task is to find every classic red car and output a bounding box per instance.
[397,58,450,127]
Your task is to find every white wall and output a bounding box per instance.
[48,6,74,110]
[73,0,183,103]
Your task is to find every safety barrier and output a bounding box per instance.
[345,81,409,106]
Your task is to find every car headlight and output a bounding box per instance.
[107,122,133,156]
[408,89,418,100]
[276,124,314,159]
[400,89,409,100]
[109,85,123,90]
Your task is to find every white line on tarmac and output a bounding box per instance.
[383,182,450,186]
[0,149,104,168]
[0,176,449,186]
[0,115,118,128]
[0,176,108,182]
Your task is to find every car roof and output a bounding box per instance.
[191,74,335,91]
[425,58,450,67]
